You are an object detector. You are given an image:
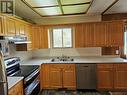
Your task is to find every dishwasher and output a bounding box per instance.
[76,64,97,89]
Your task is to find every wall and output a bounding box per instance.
[32,47,102,58]
[7,44,32,61]
[33,15,101,25]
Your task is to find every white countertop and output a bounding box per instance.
[7,77,23,90]
[20,56,127,66]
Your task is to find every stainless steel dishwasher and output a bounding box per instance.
[76,64,97,89]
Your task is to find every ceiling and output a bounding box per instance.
[14,0,127,23]
[22,0,93,16]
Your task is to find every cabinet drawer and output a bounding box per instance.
[115,64,127,71]
[97,64,114,69]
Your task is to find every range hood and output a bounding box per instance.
[5,36,31,44]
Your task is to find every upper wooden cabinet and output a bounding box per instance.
[0,16,5,36]
[75,21,124,48]
[6,17,16,36]
[31,25,48,49]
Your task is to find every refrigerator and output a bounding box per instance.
[0,51,8,95]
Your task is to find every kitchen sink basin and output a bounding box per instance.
[51,56,74,62]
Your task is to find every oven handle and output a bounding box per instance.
[24,69,39,83]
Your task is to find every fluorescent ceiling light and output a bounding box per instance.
[63,4,90,14]
[34,7,62,15]
[25,0,58,7]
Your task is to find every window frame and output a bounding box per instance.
[50,27,73,49]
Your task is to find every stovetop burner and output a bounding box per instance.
[14,65,39,77]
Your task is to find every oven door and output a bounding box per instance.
[25,76,40,95]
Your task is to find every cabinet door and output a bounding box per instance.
[75,23,94,47]
[110,21,124,46]
[77,64,97,89]
[19,23,25,35]
[114,64,127,89]
[41,64,50,89]
[63,64,76,89]
[94,22,107,46]
[97,64,114,89]
[49,64,62,88]
[0,16,5,36]
[6,18,16,36]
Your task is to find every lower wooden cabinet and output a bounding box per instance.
[97,64,114,89]
[114,64,127,89]
[9,80,23,95]
[97,64,127,90]
[41,64,76,90]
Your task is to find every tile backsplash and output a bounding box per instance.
[7,44,32,61]
[7,44,101,60]
[32,47,102,58]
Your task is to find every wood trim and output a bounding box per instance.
[57,0,64,14]
[101,0,119,15]
[86,0,94,13]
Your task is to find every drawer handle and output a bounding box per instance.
[83,66,88,67]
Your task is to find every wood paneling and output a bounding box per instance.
[102,13,127,21]
[102,47,119,55]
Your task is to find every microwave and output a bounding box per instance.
[0,40,9,56]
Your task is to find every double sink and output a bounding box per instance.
[51,56,74,62]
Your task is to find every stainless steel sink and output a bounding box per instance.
[51,56,74,62]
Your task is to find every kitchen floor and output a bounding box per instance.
[40,90,111,95]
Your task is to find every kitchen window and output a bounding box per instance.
[50,27,73,48]
[124,27,127,55]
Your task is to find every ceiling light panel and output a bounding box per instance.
[34,7,62,16]
[63,4,90,14]
[61,0,92,5]
[24,0,58,7]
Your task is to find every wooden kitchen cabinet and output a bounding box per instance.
[114,64,127,89]
[62,64,76,89]
[75,23,94,47]
[49,64,62,88]
[75,21,124,47]
[97,64,114,89]
[41,64,76,90]
[0,16,5,36]
[6,17,16,36]
[94,22,107,46]
[31,26,48,49]
[9,80,23,95]
[110,21,124,46]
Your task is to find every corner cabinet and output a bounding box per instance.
[40,64,76,90]
[9,80,23,95]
